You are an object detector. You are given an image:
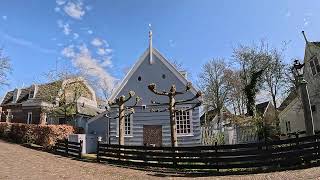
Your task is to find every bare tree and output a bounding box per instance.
[148,83,202,147]
[198,58,233,124]
[0,49,12,87]
[108,91,140,145]
[228,70,246,115]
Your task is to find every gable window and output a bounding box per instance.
[175,108,192,135]
[310,57,320,76]
[29,90,35,99]
[6,109,12,122]
[285,121,291,133]
[117,113,133,136]
[27,112,32,124]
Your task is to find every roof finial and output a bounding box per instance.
[302,31,308,43]
[149,24,153,64]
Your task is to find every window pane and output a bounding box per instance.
[310,61,317,75]
[175,108,192,135]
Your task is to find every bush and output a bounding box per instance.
[0,122,75,149]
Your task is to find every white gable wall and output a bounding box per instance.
[109,48,201,146]
[303,43,320,130]
[279,97,305,134]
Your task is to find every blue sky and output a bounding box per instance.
[0,0,320,98]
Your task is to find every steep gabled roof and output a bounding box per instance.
[1,91,14,105]
[256,101,270,116]
[109,47,199,101]
[278,91,298,112]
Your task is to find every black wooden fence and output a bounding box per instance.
[55,139,83,159]
[97,134,320,171]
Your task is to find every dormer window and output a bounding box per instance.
[28,85,37,99]
[310,56,320,76]
[29,89,35,99]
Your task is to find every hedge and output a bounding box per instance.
[0,122,75,149]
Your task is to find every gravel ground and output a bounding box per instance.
[1,140,320,180]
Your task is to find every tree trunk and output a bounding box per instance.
[39,112,46,125]
[271,94,280,134]
[169,96,178,147]
[119,103,125,145]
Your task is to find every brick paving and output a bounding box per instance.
[1,140,320,180]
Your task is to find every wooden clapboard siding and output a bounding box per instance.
[110,107,201,146]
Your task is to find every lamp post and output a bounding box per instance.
[292,59,314,136]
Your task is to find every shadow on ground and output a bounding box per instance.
[17,142,320,178]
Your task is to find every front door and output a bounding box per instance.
[143,125,162,147]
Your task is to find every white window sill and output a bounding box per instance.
[115,135,133,138]
[177,134,194,137]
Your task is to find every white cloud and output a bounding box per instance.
[97,48,106,55]
[54,7,61,12]
[62,45,75,57]
[63,2,85,20]
[101,58,113,68]
[2,16,7,20]
[91,38,103,47]
[88,30,93,34]
[73,33,79,39]
[56,0,66,6]
[303,12,312,27]
[57,20,71,35]
[61,44,116,93]
[63,23,71,35]
[169,40,176,47]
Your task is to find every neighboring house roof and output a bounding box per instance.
[77,103,104,117]
[200,107,231,125]
[1,77,99,117]
[109,48,199,101]
[1,81,63,106]
[1,91,14,105]
[311,42,320,47]
[278,91,298,112]
[200,109,219,124]
[256,101,270,116]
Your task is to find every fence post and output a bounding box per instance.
[97,138,101,163]
[79,140,83,159]
[215,141,219,172]
[172,147,177,168]
[65,139,69,157]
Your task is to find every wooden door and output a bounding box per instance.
[143,125,162,147]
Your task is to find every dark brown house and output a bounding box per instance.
[0,77,103,128]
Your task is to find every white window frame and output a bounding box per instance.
[116,113,133,137]
[27,112,32,124]
[175,107,193,136]
[285,121,291,133]
[310,56,320,76]
[6,109,13,122]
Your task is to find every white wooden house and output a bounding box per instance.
[86,32,201,146]
[279,33,320,135]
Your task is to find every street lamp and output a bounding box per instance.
[292,59,314,136]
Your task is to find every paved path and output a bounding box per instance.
[1,140,320,180]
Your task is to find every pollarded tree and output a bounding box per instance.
[148,83,202,147]
[108,91,140,145]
